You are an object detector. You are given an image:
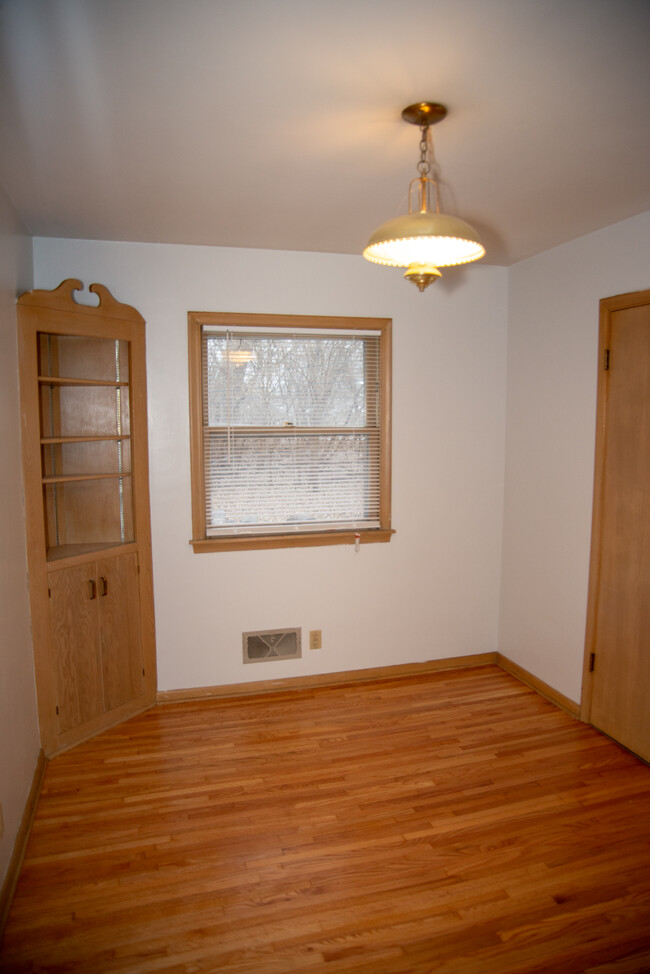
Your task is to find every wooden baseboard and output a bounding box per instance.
[496,653,581,718]
[0,748,47,940]
[157,653,499,704]
[157,652,580,721]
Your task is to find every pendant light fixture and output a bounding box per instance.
[363,102,485,291]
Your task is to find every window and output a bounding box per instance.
[188,312,393,552]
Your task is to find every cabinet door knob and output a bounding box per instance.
[89,578,97,600]
[100,576,108,597]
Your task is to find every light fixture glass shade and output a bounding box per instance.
[363,211,485,268]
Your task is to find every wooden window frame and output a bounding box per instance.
[188,312,394,553]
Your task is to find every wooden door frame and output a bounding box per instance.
[581,287,650,722]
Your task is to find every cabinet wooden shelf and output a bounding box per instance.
[46,541,137,564]
[42,472,132,484]
[41,434,129,443]
[38,376,130,387]
[18,279,157,756]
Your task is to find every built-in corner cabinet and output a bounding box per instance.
[17,280,157,756]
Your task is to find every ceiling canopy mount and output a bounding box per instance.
[400,102,448,127]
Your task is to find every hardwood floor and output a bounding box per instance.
[2,665,650,973]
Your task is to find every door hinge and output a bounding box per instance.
[589,652,596,673]
[604,348,610,371]
[55,705,59,715]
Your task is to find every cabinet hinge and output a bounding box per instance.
[589,652,596,673]
[603,348,610,371]
[48,587,51,598]
[55,705,59,715]
[142,668,145,677]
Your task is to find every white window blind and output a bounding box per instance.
[201,328,382,536]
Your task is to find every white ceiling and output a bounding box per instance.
[1,0,649,266]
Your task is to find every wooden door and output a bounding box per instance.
[97,552,145,712]
[49,563,103,734]
[583,290,650,761]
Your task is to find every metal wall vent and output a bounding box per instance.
[243,628,301,664]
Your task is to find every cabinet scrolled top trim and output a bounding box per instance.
[18,279,145,324]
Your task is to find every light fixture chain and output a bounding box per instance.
[417,124,431,177]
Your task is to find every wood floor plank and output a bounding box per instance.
[2,665,649,972]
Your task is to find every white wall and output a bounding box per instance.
[500,211,650,703]
[0,184,38,890]
[33,239,508,692]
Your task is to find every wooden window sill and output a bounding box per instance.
[190,528,395,553]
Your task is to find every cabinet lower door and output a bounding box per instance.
[49,552,146,739]
[97,552,145,711]
[49,564,103,734]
